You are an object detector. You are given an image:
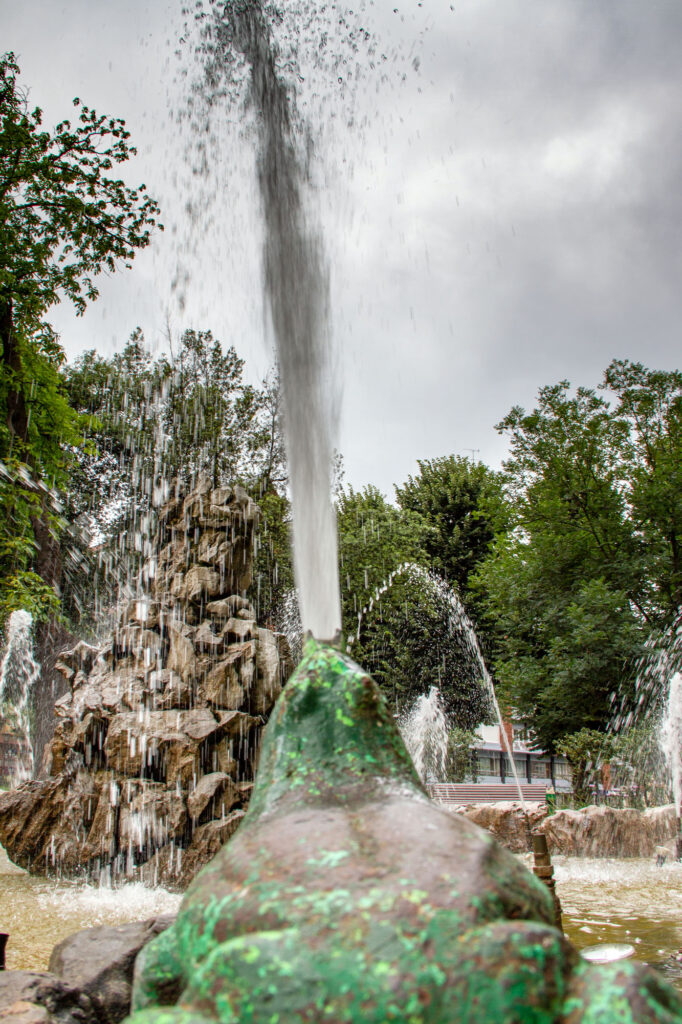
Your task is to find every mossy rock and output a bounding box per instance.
[126,640,682,1024]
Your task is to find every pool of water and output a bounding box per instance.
[555,856,682,990]
[2,845,681,992]
[0,845,181,971]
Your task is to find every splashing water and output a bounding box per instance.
[0,610,40,783]
[349,562,527,809]
[615,616,682,813]
[207,1,341,641]
[400,686,449,783]
[661,673,682,821]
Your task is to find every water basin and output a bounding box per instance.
[0,844,181,971]
[3,843,682,994]
[556,856,682,990]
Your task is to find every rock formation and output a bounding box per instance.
[539,803,679,858]
[0,916,175,1024]
[127,640,682,1024]
[448,802,680,858]
[0,478,293,888]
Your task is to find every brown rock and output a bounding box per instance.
[0,475,293,889]
[187,772,239,822]
[251,627,284,715]
[118,783,187,854]
[193,621,227,655]
[0,999,51,1022]
[460,802,544,853]
[175,810,245,887]
[48,916,175,1024]
[166,629,195,685]
[201,654,244,710]
[181,567,222,603]
[205,596,254,621]
[222,617,256,643]
[103,710,224,779]
[539,803,678,857]
[0,765,100,872]
[195,532,231,567]
[0,971,96,1024]
[208,741,239,777]
[54,643,99,688]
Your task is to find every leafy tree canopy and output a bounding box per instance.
[473,360,682,751]
[337,484,430,640]
[1,52,160,354]
[0,52,160,623]
[395,455,503,596]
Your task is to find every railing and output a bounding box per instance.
[427,782,551,804]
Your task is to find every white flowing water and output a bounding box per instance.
[0,844,180,971]
[400,686,449,783]
[661,672,682,821]
[208,1,341,642]
[619,617,682,818]
[0,610,40,783]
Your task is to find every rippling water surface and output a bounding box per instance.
[0,845,181,970]
[555,856,682,990]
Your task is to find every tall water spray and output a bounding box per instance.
[217,1,341,641]
[0,610,40,782]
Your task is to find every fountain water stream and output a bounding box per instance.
[0,610,40,784]
[214,0,341,642]
[349,561,528,808]
[399,686,449,783]
[620,616,682,851]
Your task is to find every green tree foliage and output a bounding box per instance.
[395,455,502,595]
[447,727,479,782]
[604,360,682,617]
[337,482,493,727]
[474,361,682,751]
[63,330,292,624]
[346,569,492,727]
[556,728,613,807]
[0,52,160,622]
[608,722,671,809]
[556,723,670,809]
[337,485,429,638]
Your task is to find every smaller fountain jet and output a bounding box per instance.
[661,671,682,860]
[0,610,40,784]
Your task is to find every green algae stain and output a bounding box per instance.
[127,641,682,1024]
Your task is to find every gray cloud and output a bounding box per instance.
[4,0,682,495]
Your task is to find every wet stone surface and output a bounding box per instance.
[0,477,293,889]
[125,640,682,1023]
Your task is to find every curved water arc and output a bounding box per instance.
[347,561,528,811]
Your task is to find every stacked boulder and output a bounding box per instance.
[0,478,293,889]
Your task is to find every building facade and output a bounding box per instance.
[472,723,571,791]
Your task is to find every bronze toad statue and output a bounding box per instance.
[127,640,682,1024]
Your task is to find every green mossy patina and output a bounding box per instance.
[126,639,682,1024]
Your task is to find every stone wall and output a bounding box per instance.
[0,478,293,889]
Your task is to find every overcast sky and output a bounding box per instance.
[4,0,682,495]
